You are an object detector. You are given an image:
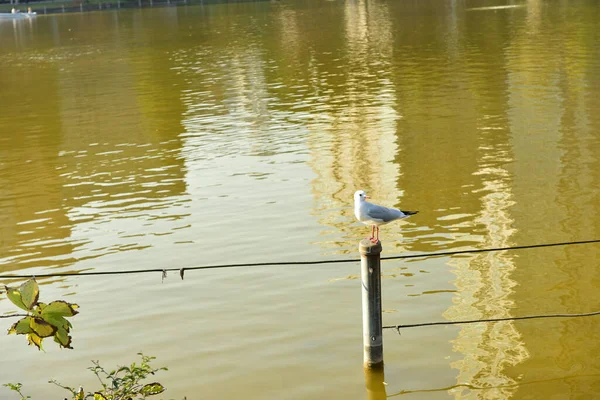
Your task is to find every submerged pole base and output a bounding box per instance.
[364,366,386,400]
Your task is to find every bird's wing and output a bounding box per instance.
[366,204,404,222]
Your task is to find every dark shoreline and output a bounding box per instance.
[5,0,268,16]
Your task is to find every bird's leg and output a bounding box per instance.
[371,225,379,243]
[368,225,375,241]
[371,226,379,244]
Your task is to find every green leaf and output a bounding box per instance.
[4,285,29,311]
[3,382,23,391]
[30,317,57,338]
[27,332,44,351]
[8,317,33,335]
[19,279,39,310]
[93,393,108,400]
[140,382,165,396]
[53,326,73,349]
[43,300,79,317]
[41,301,79,330]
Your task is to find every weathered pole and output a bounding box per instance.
[359,238,383,370]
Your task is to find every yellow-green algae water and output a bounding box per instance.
[1,0,600,398]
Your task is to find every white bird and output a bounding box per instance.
[354,190,418,243]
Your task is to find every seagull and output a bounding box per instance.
[354,190,418,243]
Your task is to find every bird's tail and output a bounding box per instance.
[401,210,418,216]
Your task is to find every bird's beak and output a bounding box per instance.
[365,196,370,199]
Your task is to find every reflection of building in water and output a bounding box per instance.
[274,8,302,65]
[442,10,536,396]
[501,5,600,397]
[526,0,542,34]
[176,43,277,159]
[393,2,483,253]
[446,173,527,399]
[444,3,600,397]
[392,4,532,395]
[306,0,401,251]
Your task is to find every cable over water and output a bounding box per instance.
[383,310,600,331]
[0,238,599,279]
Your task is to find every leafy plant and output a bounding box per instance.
[3,278,79,350]
[3,283,176,399]
[51,353,167,400]
[5,354,171,400]
[2,383,30,400]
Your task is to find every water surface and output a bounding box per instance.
[1,1,600,399]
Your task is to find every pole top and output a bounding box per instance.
[359,239,382,255]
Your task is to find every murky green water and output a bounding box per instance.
[1,0,600,398]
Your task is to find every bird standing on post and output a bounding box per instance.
[354,190,418,243]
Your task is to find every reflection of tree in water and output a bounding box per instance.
[0,13,188,275]
[0,51,73,274]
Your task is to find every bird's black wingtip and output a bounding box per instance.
[402,210,419,215]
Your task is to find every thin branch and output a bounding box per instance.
[0,313,29,319]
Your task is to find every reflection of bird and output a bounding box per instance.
[354,190,418,243]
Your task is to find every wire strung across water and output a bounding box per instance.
[1,238,600,280]
[2,239,599,327]
[383,310,600,332]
